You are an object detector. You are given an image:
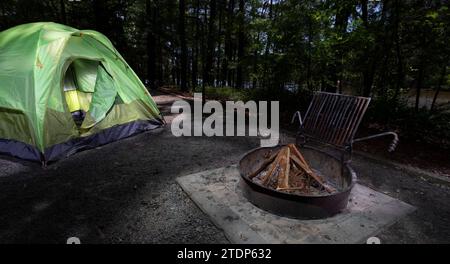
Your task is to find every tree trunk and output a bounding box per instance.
[60,0,67,24]
[0,0,5,30]
[216,1,224,86]
[262,0,273,91]
[393,0,403,102]
[361,0,370,96]
[360,0,383,97]
[114,2,128,55]
[92,0,109,35]
[192,0,201,90]
[415,59,425,112]
[362,61,376,97]
[361,0,368,27]
[378,49,390,98]
[332,1,354,93]
[223,0,235,87]
[235,0,245,89]
[252,33,260,89]
[146,0,157,90]
[431,63,447,111]
[156,36,163,88]
[307,15,313,92]
[204,0,217,87]
[201,1,208,98]
[179,0,188,91]
[264,0,273,56]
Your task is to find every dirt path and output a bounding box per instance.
[0,92,449,243]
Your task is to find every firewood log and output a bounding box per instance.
[288,144,314,174]
[249,144,337,194]
[261,147,285,185]
[276,147,290,190]
[290,154,335,193]
[248,151,278,179]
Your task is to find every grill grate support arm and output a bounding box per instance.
[352,131,399,152]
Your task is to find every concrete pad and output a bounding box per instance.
[176,165,416,244]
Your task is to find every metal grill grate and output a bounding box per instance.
[302,92,371,147]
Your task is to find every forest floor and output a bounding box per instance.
[0,91,449,243]
[160,86,450,178]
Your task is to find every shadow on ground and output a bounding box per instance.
[0,92,449,243]
[0,92,260,243]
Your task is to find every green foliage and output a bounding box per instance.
[0,0,449,147]
[366,98,450,148]
[194,86,252,102]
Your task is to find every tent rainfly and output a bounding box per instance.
[0,22,163,163]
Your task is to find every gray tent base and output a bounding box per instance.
[0,119,163,164]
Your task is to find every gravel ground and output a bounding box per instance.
[353,155,450,244]
[0,92,449,244]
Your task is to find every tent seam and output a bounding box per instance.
[31,25,45,153]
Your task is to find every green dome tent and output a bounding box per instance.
[0,22,163,163]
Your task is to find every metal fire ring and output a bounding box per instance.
[238,145,356,219]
